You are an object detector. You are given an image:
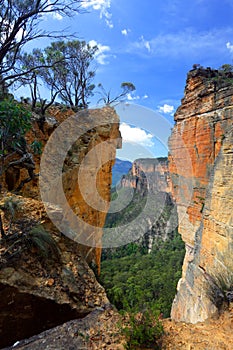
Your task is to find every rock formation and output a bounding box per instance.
[169,67,233,323]
[0,106,121,348]
[121,157,171,194]
[105,157,177,253]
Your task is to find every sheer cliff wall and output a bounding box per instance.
[169,68,233,323]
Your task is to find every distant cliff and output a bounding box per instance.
[121,157,171,194]
[105,157,177,253]
[169,67,233,323]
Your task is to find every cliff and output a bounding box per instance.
[169,68,233,323]
[0,106,121,348]
[121,157,171,194]
[104,157,177,253]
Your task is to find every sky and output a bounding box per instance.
[16,0,233,160]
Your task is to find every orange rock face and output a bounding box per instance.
[2,106,121,274]
[169,68,233,323]
[60,108,121,273]
[121,157,171,194]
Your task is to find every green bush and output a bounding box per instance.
[30,140,43,155]
[120,310,163,349]
[0,98,31,158]
[26,225,60,261]
[0,196,22,223]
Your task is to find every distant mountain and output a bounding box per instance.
[112,158,132,187]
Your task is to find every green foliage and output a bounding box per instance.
[100,230,185,317]
[0,98,31,160]
[43,40,97,108]
[0,196,22,223]
[0,0,83,91]
[26,225,60,261]
[207,271,233,311]
[219,64,233,73]
[204,64,233,88]
[120,310,163,349]
[30,140,43,155]
[104,189,147,229]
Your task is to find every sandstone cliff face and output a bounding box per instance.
[121,157,171,194]
[3,106,121,270]
[0,107,121,348]
[111,157,177,252]
[169,68,233,323]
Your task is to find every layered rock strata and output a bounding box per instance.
[108,157,177,252]
[121,157,171,194]
[169,68,233,323]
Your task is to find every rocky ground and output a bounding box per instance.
[2,306,125,350]
[162,305,233,350]
[1,305,232,349]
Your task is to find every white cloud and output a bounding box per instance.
[52,12,63,20]
[120,122,154,147]
[129,28,233,58]
[45,1,63,20]
[81,0,113,28]
[226,41,233,53]
[158,104,175,115]
[121,29,130,36]
[127,93,140,101]
[125,93,149,101]
[89,39,111,65]
[136,35,151,52]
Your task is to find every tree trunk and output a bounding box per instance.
[0,213,6,238]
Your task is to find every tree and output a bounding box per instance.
[43,40,97,108]
[0,97,37,237]
[18,48,63,116]
[18,40,97,110]
[0,98,35,186]
[97,82,136,105]
[219,64,233,73]
[0,0,83,93]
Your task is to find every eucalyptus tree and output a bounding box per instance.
[97,82,136,105]
[43,40,98,108]
[0,0,83,94]
[18,40,98,111]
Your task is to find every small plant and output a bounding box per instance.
[207,271,233,311]
[120,310,163,349]
[26,225,60,261]
[0,196,22,224]
[30,140,43,155]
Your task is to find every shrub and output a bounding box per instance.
[120,310,163,349]
[0,98,31,159]
[0,196,22,223]
[30,140,43,155]
[26,225,60,261]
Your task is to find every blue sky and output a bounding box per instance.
[17,0,233,160]
[73,0,233,110]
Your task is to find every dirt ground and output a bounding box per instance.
[162,305,233,350]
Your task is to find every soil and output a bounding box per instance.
[162,305,233,350]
